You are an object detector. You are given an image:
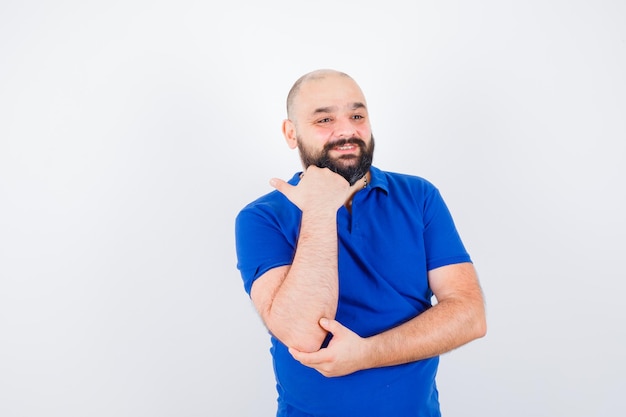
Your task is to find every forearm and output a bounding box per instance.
[265,210,339,352]
[364,294,486,368]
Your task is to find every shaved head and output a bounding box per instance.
[286,69,356,120]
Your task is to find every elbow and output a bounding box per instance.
[277,331,329,353]
[475,315,487,339]
[288,335,328,353]
[265,317,329,353]
[472,305,487,340]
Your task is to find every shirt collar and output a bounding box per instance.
[367,166,389,194]
[289,165,389,194]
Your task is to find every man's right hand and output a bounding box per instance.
[270,166,354,213]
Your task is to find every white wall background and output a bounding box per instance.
[1,1,624,416]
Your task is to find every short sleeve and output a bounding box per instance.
[422,187,471,270]
[235,203,298,295]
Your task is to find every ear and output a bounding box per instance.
[282,119,298,149]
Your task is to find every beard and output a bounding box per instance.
[297,135,375,186]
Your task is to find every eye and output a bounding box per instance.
[317,117,332,123]
[352,114,364,120]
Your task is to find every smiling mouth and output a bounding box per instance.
[324,138,366,156]
[334,143,357,151]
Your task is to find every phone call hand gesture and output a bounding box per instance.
[270,166,356,214]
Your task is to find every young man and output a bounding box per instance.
[235,69,486,417]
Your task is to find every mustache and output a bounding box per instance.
[323,138,367,152]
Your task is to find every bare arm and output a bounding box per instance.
[364,262,486,367]
[289,262,486,376]
[250,167,360,353]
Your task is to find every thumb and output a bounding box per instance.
[319,318,342,333]
[270,178,291,195]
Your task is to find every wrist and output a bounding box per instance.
[360,335,380,370]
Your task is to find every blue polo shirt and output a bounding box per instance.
[235,166,471,417]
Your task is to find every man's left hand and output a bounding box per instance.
[288,318,370,377]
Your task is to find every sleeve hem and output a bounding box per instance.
[426,255,472,271]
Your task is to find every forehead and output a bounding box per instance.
[295,74,367,115]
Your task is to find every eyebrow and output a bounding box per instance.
[312,102,367,115]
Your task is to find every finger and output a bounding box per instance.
[289,347,309,364]
[288,347,304,361]
[319,318,343,334]
[289,347,328,365]
[269,178,291,195]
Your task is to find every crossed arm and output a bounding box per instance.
[253,260,486,377]
[288,262,486,377]
[250,167,487,376]
[250,166,353,352]
[250,213,339,353]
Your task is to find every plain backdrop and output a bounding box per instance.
[1,1,624,416]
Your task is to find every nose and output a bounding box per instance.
[334,117,357,139]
